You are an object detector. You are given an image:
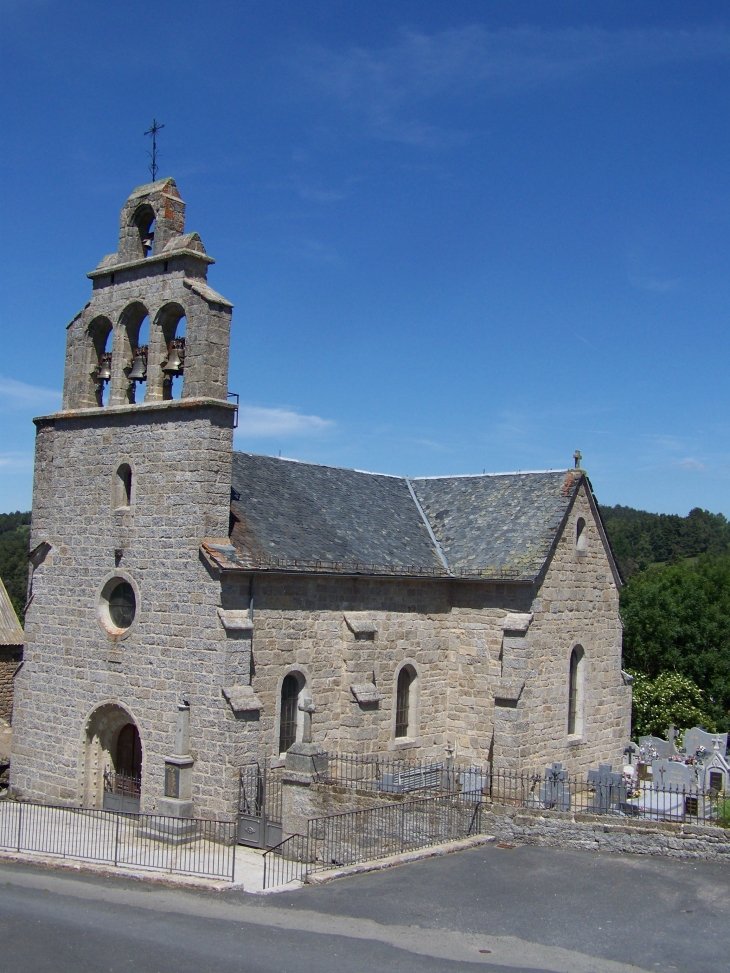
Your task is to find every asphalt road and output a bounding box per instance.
[0,843,728,973]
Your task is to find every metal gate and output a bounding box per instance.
[102,770,141,814]
[238,762,282,848]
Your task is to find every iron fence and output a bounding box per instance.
[0,800,236,881]
[316,753,489,797]
[262,833,310,889]
[263,762,730,888]
[263,792,484,888]
[487,767,728,825]
[320,755,727,826]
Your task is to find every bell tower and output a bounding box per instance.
[10,180,249,819]
[63,177,231,410]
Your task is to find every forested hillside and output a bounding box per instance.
[0,512,31,619]
[600,504,730,579]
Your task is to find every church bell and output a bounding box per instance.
[128,348,147,382]
[162,346,184,375]
[96,353,112,382]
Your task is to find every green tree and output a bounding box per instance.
[0,511,31,619]
[621,554,730,731]
[628,669,716,739]
[600,504,730,579]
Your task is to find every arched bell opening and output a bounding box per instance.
[82,703,143,809]
[148,303,187,402]
[87,316,113,407]
[113,302,150,405]
[132,203,156,259]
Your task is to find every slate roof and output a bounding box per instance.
[0,578,23,646]
[412,472,580,581]
[224,452,445,576]
[200,453,589,583]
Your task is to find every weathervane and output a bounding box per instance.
[144,118,165,181]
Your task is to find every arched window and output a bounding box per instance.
[113,463,132,510]
[568,646,585,736]
[279,673,301,753]
[395,666,415,738]
[576,517,587,552]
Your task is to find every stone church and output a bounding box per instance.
[10,178,631,820]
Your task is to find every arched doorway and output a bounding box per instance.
[115,723,142,778]
[83,704,142,811]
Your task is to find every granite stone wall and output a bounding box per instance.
[10,401,252,820]
[492,482,631,774]
[222,485,630,774]
[0,648,22,723]
[482,803,730,863]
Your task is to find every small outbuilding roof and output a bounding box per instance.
[201,453,596,583]
[0,578,24,646]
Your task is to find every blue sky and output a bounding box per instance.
[1,1,730,516]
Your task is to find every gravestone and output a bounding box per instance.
[651,759,695,791]
[683,727,728,758]
[587,764,626,814]
[540,762,571,811]
[639,735,674,759]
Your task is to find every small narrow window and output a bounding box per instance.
[279,674,300,753]
[114,464,132,509]
[576,517,587,552]
[395,666,414,738]
[568,646,585,736]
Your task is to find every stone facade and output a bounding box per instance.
[11,177,631,823]
[219,479,629,776]
[0,577,24,731]
[0,648,22,725]
[11,180,247,819]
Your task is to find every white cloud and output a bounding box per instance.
[680,459,708,471]
[0,376,61,410]
[293,25,730,146]
[235,406,335,438]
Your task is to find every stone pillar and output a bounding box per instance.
[492,613,533,772]
[142,703,196,843]
[159,702,194,816]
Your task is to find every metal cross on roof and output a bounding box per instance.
[144,118,165,182]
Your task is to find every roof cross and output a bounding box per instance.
[144,118,165,182]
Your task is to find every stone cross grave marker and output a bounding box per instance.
[587,764,626,814]
[540,762,571,811]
